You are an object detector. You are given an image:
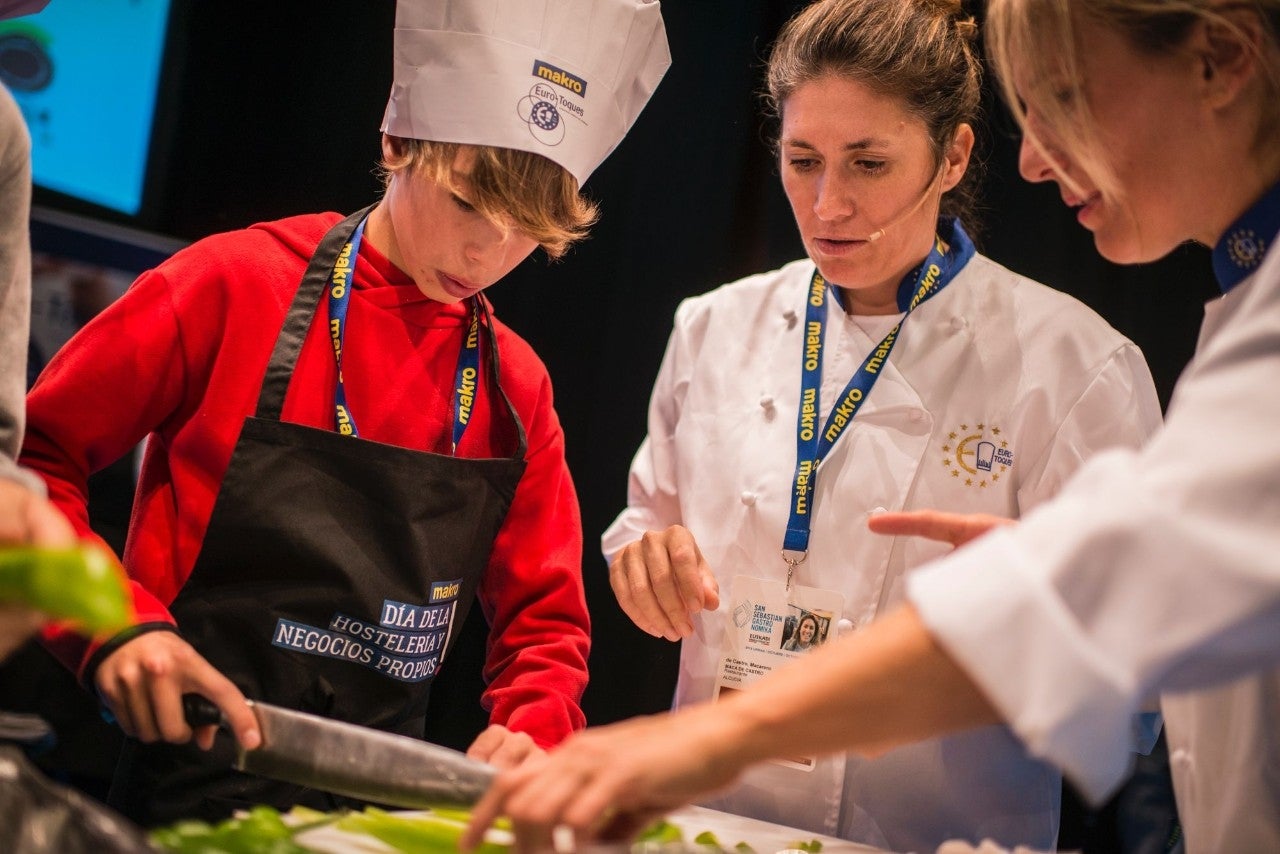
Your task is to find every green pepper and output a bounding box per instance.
[149,806,315,854]
[336,807,509,853]
[427,805,513,831]
[636,818,684,844]
[0,544,131,634]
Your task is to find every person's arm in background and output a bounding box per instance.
[601,298,718,642]
[0,79,79,662]
[0,83,32,480]
[462,603,995,850]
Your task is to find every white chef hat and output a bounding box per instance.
[381,0,671,187]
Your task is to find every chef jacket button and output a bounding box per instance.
[870,506,887,515]
[740,491,757,506]
[759,394,775,411]
[951,316,969,332]
[836,618,855,637]
[783,308,798,328]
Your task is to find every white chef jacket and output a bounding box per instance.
[908,236,1280,852]
[603,252,1162,853]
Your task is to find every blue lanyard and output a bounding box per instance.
[328,219,364,437]
[1213,180,1280,294]
[326,217,481,452]
[782,220,975,577]
[452,300,482,453]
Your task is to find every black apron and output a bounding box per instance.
[108,209,527,825]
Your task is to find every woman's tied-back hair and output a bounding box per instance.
[381,137,600,260]
[765,0,984,227]
[985,0,1280,205]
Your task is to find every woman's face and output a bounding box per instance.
[799,619,816,644]
[779,75,971,314]
[373,145,539,303]
[1016,15,1216,262]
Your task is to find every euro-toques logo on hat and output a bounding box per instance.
[518,59,589,148]
[381,0,670,186]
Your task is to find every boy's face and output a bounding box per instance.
[371,146,538,303]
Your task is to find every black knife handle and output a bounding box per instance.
[182,693,225,728]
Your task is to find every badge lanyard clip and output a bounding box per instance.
[780,549,807,592]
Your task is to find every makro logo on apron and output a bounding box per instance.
[270,579,463,683]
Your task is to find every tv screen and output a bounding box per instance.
[1,0,172,216]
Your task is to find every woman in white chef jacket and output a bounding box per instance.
[599,0,1161,851]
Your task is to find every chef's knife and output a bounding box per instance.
[183,694,495,809]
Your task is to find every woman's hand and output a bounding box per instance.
[868,509,1014,548]
[609,525,720,641]
[93,630,260,751]
[467,724,542,770]
[462,706,745,853]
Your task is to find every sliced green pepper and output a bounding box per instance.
[636,818,684,844]
[148,806,313,853]
[427,805,513,831]
[336,807,509,853]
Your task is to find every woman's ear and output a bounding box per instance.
[941,122,975,193]
[1195,8,1268,111]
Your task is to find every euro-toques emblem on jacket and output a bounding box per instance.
[941,423,1014,488]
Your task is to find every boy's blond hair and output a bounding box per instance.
[382,137,600,260]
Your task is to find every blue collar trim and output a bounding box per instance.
[1213,181,1280,293]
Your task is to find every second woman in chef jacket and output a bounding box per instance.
[20,0,669,826]
[600,1,1160,851]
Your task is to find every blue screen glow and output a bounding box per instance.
[2,0,172,215]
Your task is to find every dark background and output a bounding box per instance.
[13,0,1209,848]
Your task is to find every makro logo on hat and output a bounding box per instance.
[532,60,586,96]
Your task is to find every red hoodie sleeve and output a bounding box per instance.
[476,339,589,747]
[22,267,186,676]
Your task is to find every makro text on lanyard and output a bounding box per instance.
[327,216,482,451]
[782,222,975,585]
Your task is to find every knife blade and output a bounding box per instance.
[183,694,495,809]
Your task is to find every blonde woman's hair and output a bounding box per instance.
[380,137,600,260]
[985,0,1280,203]
[765,0,984,227]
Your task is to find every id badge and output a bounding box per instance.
[714,575,844,771]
